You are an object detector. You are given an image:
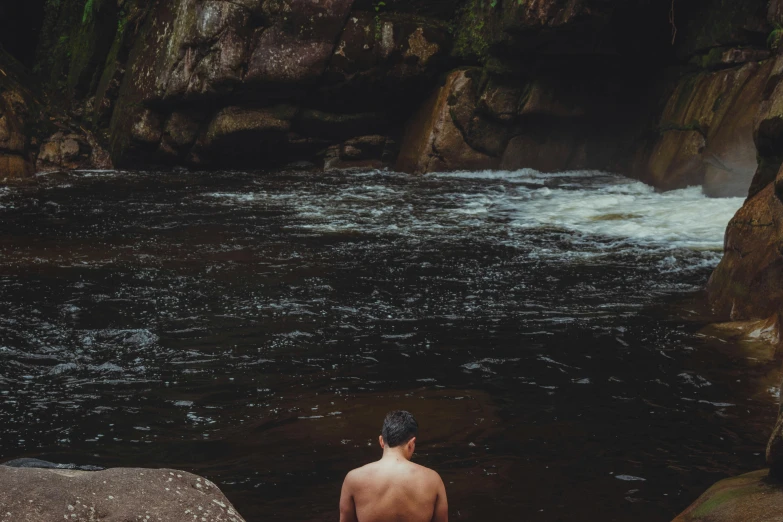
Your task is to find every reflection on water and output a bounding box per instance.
[0,169,775,521]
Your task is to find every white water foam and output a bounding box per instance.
[436,169,744,251]
[200,169,743,266]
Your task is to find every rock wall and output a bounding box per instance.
[702,6,783,478]
[0,0,766,185]
[395,0,778,188]
[102,0,453,169]
[0,50,41,180]
[0,0,780,190]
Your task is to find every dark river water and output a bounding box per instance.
[0,169,777,521]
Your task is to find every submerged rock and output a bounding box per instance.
[0,465,246,522]
[673,470,783,522]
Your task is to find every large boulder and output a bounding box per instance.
[638,60,772,195]
[396,69,498,174]
[106,0,453,168]
[673,470,783,522]
[706,178,783,323]
[0,465,246,522]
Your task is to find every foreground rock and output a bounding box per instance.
[0,465,245,521]
[673,470,783,522]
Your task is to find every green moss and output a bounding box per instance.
[769,24,783,52]
[67,0,118,98]
[452,0,491,62]
[82,0,95,24]
[691,483,763,518]
[691,47,726,69]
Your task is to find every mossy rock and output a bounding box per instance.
[674,470,783,522]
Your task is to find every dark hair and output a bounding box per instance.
[381,410,418,447]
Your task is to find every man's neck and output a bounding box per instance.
[381,446,410,462]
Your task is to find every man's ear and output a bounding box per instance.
[379,435,385,449]
[407,437,416,453]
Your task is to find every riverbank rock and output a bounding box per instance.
[0,50,38,180]
[636,59,773,195]
[672,470,783,522]
[0,465,246,521]
[396,69,498,174]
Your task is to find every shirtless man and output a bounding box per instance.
[339,411,448,522]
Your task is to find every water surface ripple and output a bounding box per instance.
[0,169,773,521]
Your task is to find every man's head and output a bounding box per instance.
[379,410,418,459]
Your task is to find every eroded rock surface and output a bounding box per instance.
[0,466,246,522]
[673,470,783,522]
[640,61,772,195]
[0,50,38,180]
[703,55,783,477]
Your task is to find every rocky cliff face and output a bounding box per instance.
[0,54,35,180]
[686,0,783,481]
[1,0,775,187]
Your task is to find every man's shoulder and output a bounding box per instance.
[410,461,442,478]
[403,461,443,488]
[346,461,381,480]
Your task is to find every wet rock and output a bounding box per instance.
[673,469,783,522]
[501,132,583,173]
[37,132,94,171]
[0,51,37,180]
[645,130,707,190]
[517,82,585,119]
[396,69,497,174]
[246,0,354,85]
[0,153,34,179]
[166,113,203,148]
[708,178,781,311]
[477,79,522,123]
[720,48,771,66]
[207,105,295,142]
[199,105,299,166]
[131,108,165,145]
[0,94,27,154]
[320,11,451,109]
[751,58,783,195]
[0,466,246,521]
[340,134,387,160]
[639,61,772,195]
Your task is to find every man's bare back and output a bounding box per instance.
[339,411,448,522]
